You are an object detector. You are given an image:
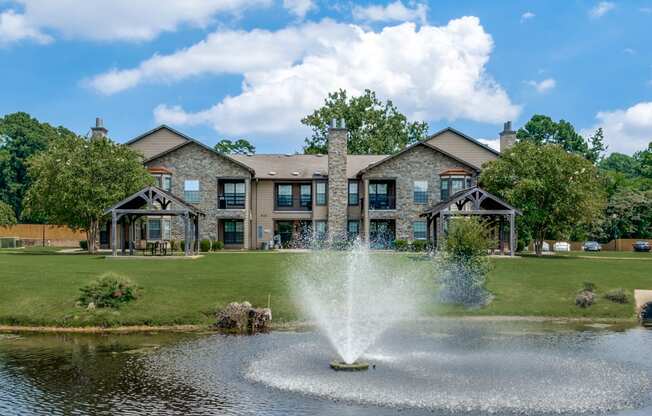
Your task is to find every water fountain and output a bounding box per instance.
[291,239,430,369]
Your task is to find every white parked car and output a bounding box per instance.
[554,241,571,252]
[541,241,550,252]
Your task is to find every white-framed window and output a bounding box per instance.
[414,180,428,204]
[184,180,200,203]
[413,221,427,240]
[347,220,360,239]
[147,219,171,240]
[276,184,293,207]
[348,181,359,205]
[153,174,172,192]
[316,182,327,205]
[314,220,327,239]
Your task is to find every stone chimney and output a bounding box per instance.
[499,121,516,152]
[91,117,108,140]
[327,118,348,241]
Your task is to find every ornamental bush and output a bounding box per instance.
[604,288,629,304]
[212,240,224,251]
[200,239,211,252]
[394,239,409,251]
[411,240,429,252]
[436,217,495,307]
[78,272,140,309]
[79,240,88,250]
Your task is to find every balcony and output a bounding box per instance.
[369,194,396,210]
[275,195,312,211]
[219,194,245,209]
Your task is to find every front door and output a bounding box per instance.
[275,221,294,247]
[370,220,396,249]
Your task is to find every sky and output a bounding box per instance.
[0,0,651,155]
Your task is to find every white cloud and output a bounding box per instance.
[283,0,316,19]
[89,17,519,141]
[478,138,500,151]
[623,48,636,55]
[0,0,270,44]
[589,1,615,18]
[525,78,556,93]
[352,1,428,24]
[583,102,652,154]
[0,9,52,45]
[520,11,535,23]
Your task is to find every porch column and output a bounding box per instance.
[129,217,134,256]
[436,213,445,250]
[498,217,505,254]
[509,212,515,256]
[111,211,117,256]
[363,178,370,243]
[195,216,200,253]
[183,214,190,256]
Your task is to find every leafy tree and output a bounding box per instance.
[0,112,77,221]
[480,141,606,256]
[214,138,255,155]
[516,115,606,163]
[0,200,17,226]
[24,135,152,253]
[634,142,652,178]
[302,89,429,154]
[599,152,640,178]
[600,189,652,240]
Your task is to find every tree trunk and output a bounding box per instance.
[87,219,99,254]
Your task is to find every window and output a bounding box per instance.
[348,181,359,205]
[184,180,200,203]
[440,175,470,200]
[153,174,172,192]
[222,181,245,208]
[276,184,293,207]
[369,182,394,209]
[224,220,244,244]
[300,184,312,208]
[148,219,161,240]
[257,224,264,240]
[316,182,327,205]
[347,220,360,239]
[314,220,327,239]
[414,180,428,204]
[413,221,427,240]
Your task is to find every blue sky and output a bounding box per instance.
[1,0,651,154]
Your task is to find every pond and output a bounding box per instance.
[0,320,650,416]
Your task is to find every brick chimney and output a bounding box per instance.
[91,117,108,140]
[499,121,516,152]
[327,118,348,241]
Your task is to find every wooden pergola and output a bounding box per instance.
[104,186,204,256]
[421,186,520,256]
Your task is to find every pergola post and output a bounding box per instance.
[111,210,117,256]
[194,215,199,254]
[183,214,190,256]
[498,217,505,255]
[509,212,515,256]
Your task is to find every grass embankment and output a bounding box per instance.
[0,248,650,327]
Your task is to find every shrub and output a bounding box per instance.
[576,291,595,308]
[169,240,177,252]
[604,288,629,304]
[394,239,409,251]
[200,239,211,252]
[180,240,185,252]
[79,240,88,250]
[436,218,495,307]
[78,273,140,309]
[582,281,596,292]
[212,240,224,251]
[411,240,429,252]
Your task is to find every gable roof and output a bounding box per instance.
[104,185,204,215]
[139,128,255,175]
[357,141,481,175]
[421,185,520,216]
[125,124,192,146]
[428,127,500,156]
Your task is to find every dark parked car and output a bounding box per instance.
[633,241,651,252]
[583,241,601,252]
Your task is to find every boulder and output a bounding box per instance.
[215,302,271,334]
[575,290,595,308]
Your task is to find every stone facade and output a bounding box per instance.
[145,142,252,245]
[361,144,477,241]
[499,121,516,152]
[327,127,348,239]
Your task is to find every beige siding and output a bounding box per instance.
[129,128,188,159]
[426,130,497,169]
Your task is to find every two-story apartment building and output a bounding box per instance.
[102,119,515,250]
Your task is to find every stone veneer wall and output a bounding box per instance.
[327,127,348,239]
[362,144,476,240]
[145,143,252,245]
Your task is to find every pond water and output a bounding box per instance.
[0,320,650,416]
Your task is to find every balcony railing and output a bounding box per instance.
[369,194,396,210]
[219,194,245,209]
[184,190,201,204]
[275,196,313,211]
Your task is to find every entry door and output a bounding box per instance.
[370,220,395,249]
[276,221,294,247]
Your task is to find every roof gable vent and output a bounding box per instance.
[291,171,300,176]
[269,171,277,176]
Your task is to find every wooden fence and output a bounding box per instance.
[0,224,85,247]
[529,238,652,252]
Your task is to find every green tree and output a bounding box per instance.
[634,142,652,178]
[599,152,640,178]
[214,138,256,155]
[24,135,152,253]
[0,200,17,226]
[0,112,77,221]
[601,189,652,240]
[480,141,606,256]
[302,89,429,155]
[516,115,606,163]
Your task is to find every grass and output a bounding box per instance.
[0,248,650,327]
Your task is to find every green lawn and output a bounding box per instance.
[0,248,650,327]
